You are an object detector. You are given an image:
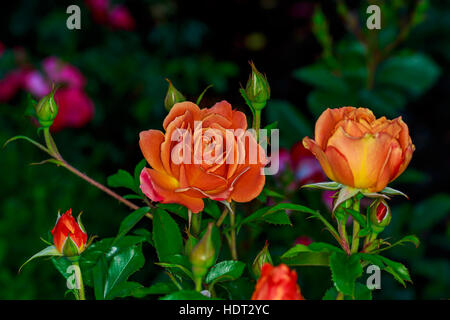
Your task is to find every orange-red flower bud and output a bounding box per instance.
[51,209,87,257]
[251,263,304,300]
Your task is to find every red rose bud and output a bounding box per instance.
[252,241,273,278]
[51,209,88,257]
[35,86,58,128]
[189,223,215,279]
[294,236,313,246]
[164,78,186,111]
[369,199,391,233]
[245,61,270,110]
[252,263,304,300]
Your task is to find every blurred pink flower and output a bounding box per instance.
[109,5,136,30]
[85,0,135,30]
[290,2,314,19]
[52,87,95,132]
[42,57,86,88]
[22,70,51,97]
[290,141,326,186]
[321,190,335,212]
[0,42,5,57]
[0,70,25,102]
[294,236,313,246]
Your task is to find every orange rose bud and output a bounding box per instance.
[303,107,415,192]
[139,101,267,213]
[251,263,304,300]
[51,209,87,257]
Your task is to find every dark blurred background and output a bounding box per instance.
[0,0,449,299]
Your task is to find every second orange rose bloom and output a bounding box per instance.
[303,107,415,192]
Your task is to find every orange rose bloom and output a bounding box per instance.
[302,107,415,192]
[252,263,304,300]
[139,101,267,213]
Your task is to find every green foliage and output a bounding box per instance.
[329,252,363,296]
[152,209,184,262]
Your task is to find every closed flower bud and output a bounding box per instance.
[252,241,272,278]
[51,209,88,257]
[369,199,391,233]
[252,263,304,300]
[35,87,58,128]
[245,62,270,110]
[164,79,186,112]
[184,234,199,256]
[190,223,215,279]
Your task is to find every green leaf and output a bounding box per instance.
[301,181,342,190]
[107,169,136,192]
[374,235,420,253]
[378,256,411,287]
[262,211,292,226]
[329,252,363,296]
[265,100,313,147]
[377,52,440,97]
[322,287,338,300]
[132,282,178,298]
[156,254,193,279]
[205,260,245,285]
[203,199,221,219]
[114,207,150,243]
[153,208,183,261]
[107,281,144,299]
[410,194,450,233]
[157,203,188,220]
[160,290,211,300]
[241,203,315,226]
[281,244,331,266]
[294,64,347,92]
[19,245,62,272]
[104,244,145,299]
[380,186,409,199]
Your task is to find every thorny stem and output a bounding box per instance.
[43,128,152,219]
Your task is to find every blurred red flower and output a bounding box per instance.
[290,141,326,186]
[252,263,305,300]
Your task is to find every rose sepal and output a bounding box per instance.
[19,245,63,272]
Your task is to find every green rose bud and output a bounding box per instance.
[245,61,270,110]
[189,222,215,280]
[252,241,272,278]
[369,199,391,234]
[184,234,199,257]
[164,78,186,111]
[35,87,58,128]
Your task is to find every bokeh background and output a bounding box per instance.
[1,0,449,299]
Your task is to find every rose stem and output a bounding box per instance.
[43,128,152,219]
[72,260,85,300]
[350,198,361,254]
